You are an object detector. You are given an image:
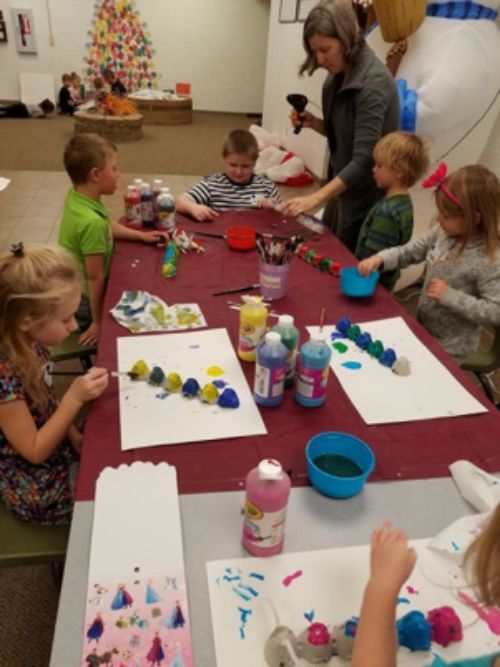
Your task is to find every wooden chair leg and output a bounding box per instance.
[476,372,498,406]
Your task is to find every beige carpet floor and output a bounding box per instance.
[0,111,258,175]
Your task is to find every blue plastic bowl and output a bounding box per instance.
[340,267,379,298]
[306,432,375,499]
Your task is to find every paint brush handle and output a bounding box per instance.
[213,284,259,296]
[49,370,137,379]
[191,231,226,239]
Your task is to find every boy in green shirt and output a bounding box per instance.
[59,133,165,346]
[356,132,429,291]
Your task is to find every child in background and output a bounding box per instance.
[176,129,281,222]
[58,73,77,115]
[355,132,429,291]
[359,164,500,362]
[70,71,85,105]
[352,509,500,667]
[59,133,166,347]
[103,68,127,97]
[0,244,109,524]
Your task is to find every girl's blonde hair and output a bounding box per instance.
[435,165,500,262]
[464,504,500,607]
[0,244,82,409]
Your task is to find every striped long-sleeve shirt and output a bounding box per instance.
[355,194,414,291]
[185,172,280,211]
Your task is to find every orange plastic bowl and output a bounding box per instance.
[226,226,256,251]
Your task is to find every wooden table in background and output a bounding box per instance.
[129,96,193,125]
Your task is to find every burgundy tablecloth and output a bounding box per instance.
[76,210,500,500]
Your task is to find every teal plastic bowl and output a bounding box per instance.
[340,267,379,297]
[306,432,375,499]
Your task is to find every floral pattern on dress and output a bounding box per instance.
[0,345,79,524]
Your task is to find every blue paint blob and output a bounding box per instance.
[249,572,265,580]
[451,541,460,552]
[304,610,315,623]
[330,332,347,340]
[397,611,431,651]
[189,344,200,349]
[154,392,169,400]
[212,379,228,388]
[397,597,411,605]
[336,317,352,334]
[182,378,200,398]
[341,361,362,370]
[149,366,165,386]
[344,618,359,637]
[218,388,240,408]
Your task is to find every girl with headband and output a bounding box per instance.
[359,164,500,362]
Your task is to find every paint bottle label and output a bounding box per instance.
[254,363,285,399]
[243,500,287,550]
[295,364,329,400]
[238,322,266,356]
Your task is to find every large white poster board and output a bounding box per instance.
[117,328,267,450]
[308,317,486,424]
[207,539,496,667]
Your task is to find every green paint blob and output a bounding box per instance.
[332,342,348,353]
[313,454,363,478]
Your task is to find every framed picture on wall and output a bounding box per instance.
[279,0,298,23]
[0,11,7,43]
[10,8,37,53]
[298,0,317,21]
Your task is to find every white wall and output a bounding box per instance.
[0,0,270,113]
[262,0,328,178]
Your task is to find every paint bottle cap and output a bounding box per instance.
[258,458,283,481]
[277,314,294,327]
[153,179,163,186]
[264,331,281,346]
[310,332,326,344]
[133,178,143,186]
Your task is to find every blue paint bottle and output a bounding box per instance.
[295,332,332,407]
[253,332,287,407]
[140,182,155,229]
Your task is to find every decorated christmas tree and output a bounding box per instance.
[83,0,159,91]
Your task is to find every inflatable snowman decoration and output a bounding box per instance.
[366,0,500,287]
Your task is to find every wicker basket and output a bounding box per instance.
[73,110,143,142]
[373,0,426,42]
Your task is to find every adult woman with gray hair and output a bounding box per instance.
[282,0,399,253]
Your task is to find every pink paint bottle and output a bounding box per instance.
[242,459,291,557]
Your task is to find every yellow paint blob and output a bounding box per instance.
[206,366,224,377]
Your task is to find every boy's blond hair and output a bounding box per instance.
[222,130,258,162]
[0,244,81,409]
[373,132,429,188]
[63,133,117,186]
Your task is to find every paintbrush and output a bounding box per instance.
[319,307,326,333]
[49,370,139,379]
[212,283,260,296]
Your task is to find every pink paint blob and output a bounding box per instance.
[406,585,419,595]
[458,591,500,635]
[307,622,330,645]
[282,570,303,587]
[427,606,463,647]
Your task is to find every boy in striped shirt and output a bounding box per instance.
[355,132,429,291]
[176,129,281,222]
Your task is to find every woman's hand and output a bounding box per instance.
[66,367,109,406]
[79,322,99,346]
[426,279,448,302]
[290,109,322,133]
[358,255,383,276]
[281,193,322,218]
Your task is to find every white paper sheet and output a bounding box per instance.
[307,317,486,424]
[207,540,495,667]
[117,328,267,450]
[82,463,193,666]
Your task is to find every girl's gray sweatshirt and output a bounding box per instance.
[379,227,500,361]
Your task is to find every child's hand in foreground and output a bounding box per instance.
[137,230,169,244]
[66,367,109,406]
[192,204,219,222]
[358,255,383,276]
[369,523,417,596]
[426,278,449,302]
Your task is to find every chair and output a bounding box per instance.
[461,326,500,406]
[0,501,69,567]
[48,332,96,371]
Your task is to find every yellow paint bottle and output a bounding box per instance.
[237,296,268,362]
